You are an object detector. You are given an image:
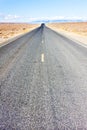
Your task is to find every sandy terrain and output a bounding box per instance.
[47,22,87,45]
[0,23,39,44]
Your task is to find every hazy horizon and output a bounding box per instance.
[0,0,87,23]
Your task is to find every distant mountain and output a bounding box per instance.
[31,19,87,23]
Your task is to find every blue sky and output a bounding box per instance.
[0,0,87,22]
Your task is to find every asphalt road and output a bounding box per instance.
[0,25,87,130]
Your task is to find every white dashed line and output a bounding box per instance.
[42,40,44,43]
[41,53,44,62]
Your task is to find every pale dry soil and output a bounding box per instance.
[47,22,87,46]
[0,23,39,45]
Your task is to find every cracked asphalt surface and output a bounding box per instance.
[0,25,87,130]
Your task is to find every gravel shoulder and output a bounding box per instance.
[47,26,87,47]
[0,23,39,46]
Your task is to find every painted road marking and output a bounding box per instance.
[42,40,44,43]
[41,53,44,62]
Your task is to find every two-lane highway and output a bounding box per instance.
[0,24,87,130]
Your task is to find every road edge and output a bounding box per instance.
[47,26,87,49]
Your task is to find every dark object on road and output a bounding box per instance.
[41,23,45,27]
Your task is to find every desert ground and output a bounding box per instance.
[0,22,87,46]
[47,22,87,36]
[0,23,39,44]
[47,22,87,45]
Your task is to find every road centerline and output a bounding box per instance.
[42,40,44,43]
[41,53,44,62]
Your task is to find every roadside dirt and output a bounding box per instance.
[47,22,87,45]
[0,23,39,44]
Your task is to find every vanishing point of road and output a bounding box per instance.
[0,24,87,130]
